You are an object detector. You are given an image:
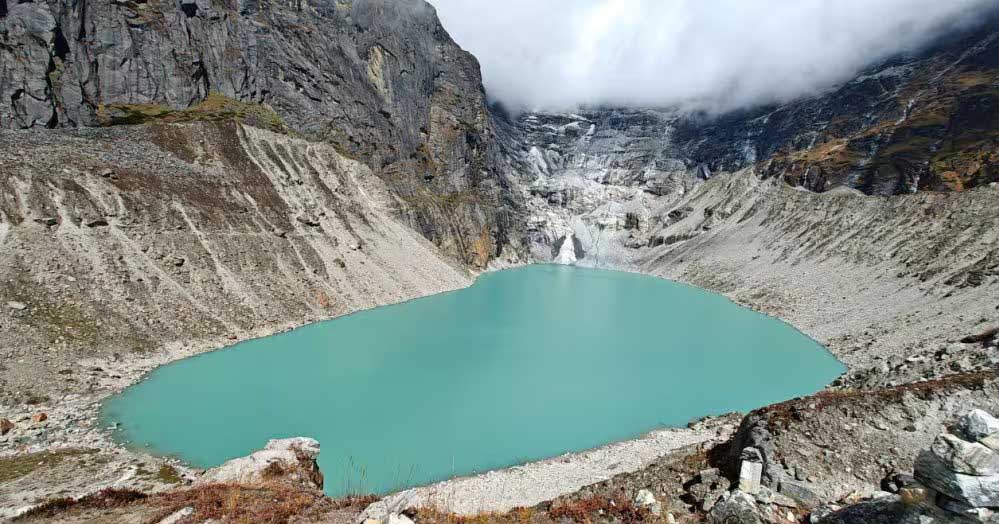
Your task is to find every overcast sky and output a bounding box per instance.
[428,0,997,113]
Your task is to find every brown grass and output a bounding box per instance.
[155,483,327,524]
[548,493,653,524]
[14,488,147,520]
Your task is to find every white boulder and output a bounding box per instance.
[201,437,322,489]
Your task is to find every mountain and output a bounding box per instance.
[0,0,525,266]
[2,1,999,522]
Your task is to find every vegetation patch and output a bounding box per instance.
[0,449,95,484]
[97,93,292,134]
[157,464,183,484]
[155,483,328,524]
[14,488,147,521]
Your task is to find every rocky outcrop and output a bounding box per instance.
[0,0,525,265]
[724,373,999,512]
[201,437,323,490]
[811,410,999,523]
[915,411,999,515]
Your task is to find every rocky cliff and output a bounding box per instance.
[0,0,524,266]
[0,121,472,407]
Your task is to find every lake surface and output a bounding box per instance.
[102,265,844,496]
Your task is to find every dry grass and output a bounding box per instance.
[155,483,328,524]
[14,488,147,520]
[549,493,653,524]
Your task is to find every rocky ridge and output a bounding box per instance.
[0,0,526,265]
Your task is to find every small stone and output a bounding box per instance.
[34,217,58,227]
[0,419,14,435]
[85,218,110,228]
[296,216,320,227]
[953,410,999,442]
[31,413,48,423]
[634,488,657,507]
[899,485,931,506]
[755,486,775,504]
[6,301,26,311]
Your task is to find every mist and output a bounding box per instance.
[428,0,998,113]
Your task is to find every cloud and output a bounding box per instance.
[428,0,998,113]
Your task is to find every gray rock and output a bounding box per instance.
[779,479,823,509]
[6,301,27,311]
[931,433,999,476]
[938,497,997,522]
[709,490,762,524]
[954,410,999,442]
[914,449,999,507]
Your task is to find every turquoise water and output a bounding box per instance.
[102,265,844,496]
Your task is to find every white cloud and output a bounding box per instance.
[429,0,998,113]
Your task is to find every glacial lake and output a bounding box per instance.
[102,265,844,496]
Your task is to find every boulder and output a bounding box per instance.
[930,433,999,476]
[201,437,323,490]
[814,499,949,524]
[31,413,47,423]
[914,449,999,507]
[938,496,997,522]
[779,479,823,509]
[954,410,999,442]
[689,468,731,511]
[709,490,762,524]
[0,418,14,435]
[981,433,999,453]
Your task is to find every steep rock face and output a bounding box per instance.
[0,121,472,405]
[502,109,704,265]
[673,17,999,195]
[0,0,523,265]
